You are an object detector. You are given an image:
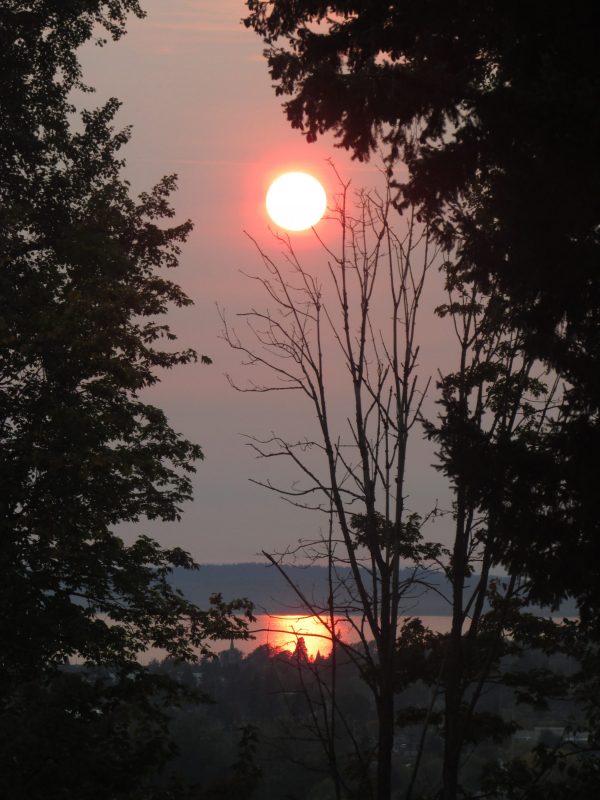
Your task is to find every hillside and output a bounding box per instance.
[170,563,578,617]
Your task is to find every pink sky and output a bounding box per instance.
[78,0,454,563]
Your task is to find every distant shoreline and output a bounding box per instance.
[169,562,578,617]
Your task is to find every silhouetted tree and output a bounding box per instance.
[0,3,251,796]
[224,173,442,798]
[243,7,600,795]
[225,173,583,798]
[416,275,562,799]
[243,0,600,629]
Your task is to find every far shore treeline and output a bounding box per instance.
[171,563,579,617]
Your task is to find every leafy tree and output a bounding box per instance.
[195,725,262,800]
[243,0,600,617]
[243,11,600,796]
[476,615,600,800]
[0,3,251,796]
[417,275,562,799]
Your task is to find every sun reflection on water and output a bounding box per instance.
[262,614,351,660]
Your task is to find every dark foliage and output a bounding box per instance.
[1,3,252,796]
[152,639,596,800]
[243,0,600,617]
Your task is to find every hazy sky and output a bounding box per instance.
[78,0,454,563]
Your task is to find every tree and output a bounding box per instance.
[224,173,442,799]
[409,272,564,800]
[0,3,251,796]
[242,0,600,618]
[225,171,584,798]
[243,16,600,791]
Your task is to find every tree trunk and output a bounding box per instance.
[442,606,465,800]
[442,673,461,800]
[442,493,467,800]
[376,680,394,800]
[376,605,397,800]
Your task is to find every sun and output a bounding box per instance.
[266,171,327,231]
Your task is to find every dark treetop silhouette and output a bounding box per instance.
[0,3,251,797]
[243,1,600,618]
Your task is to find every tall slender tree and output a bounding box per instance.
[415,274,563,800]
[223,175,439,799]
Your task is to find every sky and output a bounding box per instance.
[78,0,454,564]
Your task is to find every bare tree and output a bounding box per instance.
[222,169,441,799]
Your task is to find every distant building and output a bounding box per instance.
[219,639,243,666]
